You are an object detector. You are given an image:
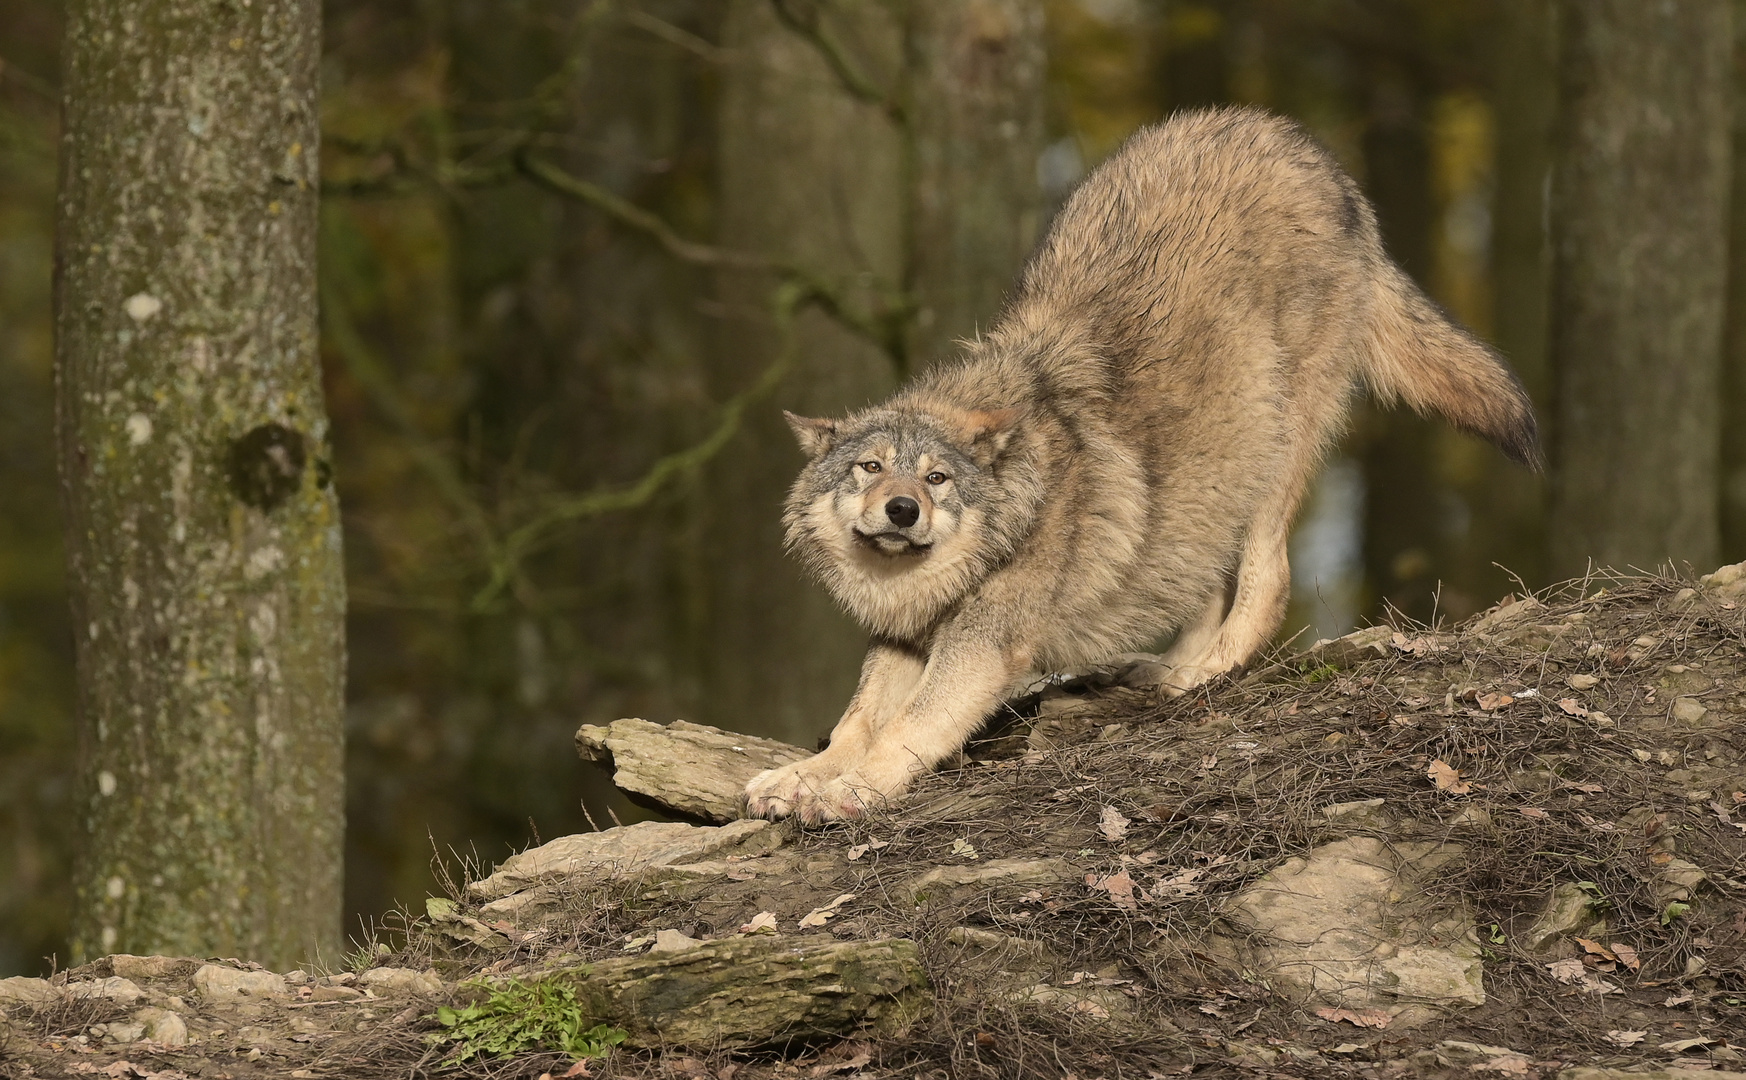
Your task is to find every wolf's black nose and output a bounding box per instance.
[885,496,920,528]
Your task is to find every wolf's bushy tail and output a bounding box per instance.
[1358,262,1541,468]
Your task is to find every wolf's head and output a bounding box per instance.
[780,404,1028,641]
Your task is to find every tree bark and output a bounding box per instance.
[1548,0,1732,578]
[705,0,907,745]
[906,0,1047,361]
[702,0,1046,746]
[56,0,343,966]
[1357,73,1443,622]
[1722,0,1746,561]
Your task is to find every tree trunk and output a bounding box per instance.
[906,0,1047,361]
[704,0,908,745]
[703,0,1046,746]
[1722,0,1746,561]
[1357,73,1443,623]
[56,0,343,966]
[1548,0,1731,578]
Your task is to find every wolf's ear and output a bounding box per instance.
[957,408,1020,466]
[783,411,839,458]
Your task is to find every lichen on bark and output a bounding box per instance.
[55,0,343,967]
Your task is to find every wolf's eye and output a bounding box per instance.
[925,471,948,485]
[859,461,882,474]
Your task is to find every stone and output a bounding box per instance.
[66,977,145,1005]
[1654,857,1708,904]
[192,965,288,1003]
[1700,561,1746,602]
[1672,697,1710,724]
[95,1021,147,1043]
[1221,836,1483,1026]
[576,718,810,822]
[1304,626,1393,668]
[109,955,199,981]
[309,984,364,1002]
[133,1006,189,1047]
[1316,798,1393,830]
[1521,883,1606,956]
[906,858,1079,903]
[468,819,779,901]
[551,934,930,1048]
[650,929,704,953]
[0,977,59,1006]
[425,898,514,950]
[1468,596,1544,635]
[357,967,442,996]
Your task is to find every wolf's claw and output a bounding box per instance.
[744,758,894,823]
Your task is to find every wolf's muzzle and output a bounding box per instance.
[885,496,920,528]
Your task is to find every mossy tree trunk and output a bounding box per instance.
[56,0,344,966]
[1548,0,1732,577]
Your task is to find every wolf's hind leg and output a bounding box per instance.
[1160,516,1292,695]
[744,642,925,820]
[1158,579,1232,670]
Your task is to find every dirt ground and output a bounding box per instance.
[6,569,1746,1080]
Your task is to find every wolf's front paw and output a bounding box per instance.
[744,754,850,820]
[1157,662,1217,697]
[789,769,904,823]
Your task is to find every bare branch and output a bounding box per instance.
[468,278,819,612]
[319,275,503,565]
[769,0,905,123]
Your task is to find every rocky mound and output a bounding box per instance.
[6,567,1746,1080]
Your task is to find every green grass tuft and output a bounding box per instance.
[429,977,626,1063]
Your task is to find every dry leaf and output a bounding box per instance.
[1556,698,1590,717]
[950,838,979,860]
[1198,1001,1229,1018]
[1611,943,1641,972]
[739,911,778,935]
[1545,958,1586,983]
[1561,779,1604,794]
[1664,993,1695,1007]
[1660,1037,1718,1053]
[797,893,856,929]
[1085,870,1138,911]
[1574,937,1617,962]
[1314,1006,1392,1028]
[1477,692,1516,711]
[1709,801,1746,833]
[1471,1056,1531,1075]
[560,1062,594,1079]
[808,1050,874,1077]
[1520,808,1551,820]
[1099,805,1132,842]
[846,844,869,861]
[1428,759,1472,795]
[1606,1031,1648,1048]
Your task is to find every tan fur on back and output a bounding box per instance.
[747,107,1537,823]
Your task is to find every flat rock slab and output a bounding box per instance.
[1222,836,1483,1026]
[468,819,779,901]
[552,934,931,1047]
[576,718,810,822]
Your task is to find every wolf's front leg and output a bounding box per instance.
[786,635,1025,822]
[744,641,925,821]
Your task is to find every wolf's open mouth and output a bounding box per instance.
[853,529,932,555]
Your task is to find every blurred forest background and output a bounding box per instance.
[3,0,1743,975]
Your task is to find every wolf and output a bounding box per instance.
[744,106,1538,823]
